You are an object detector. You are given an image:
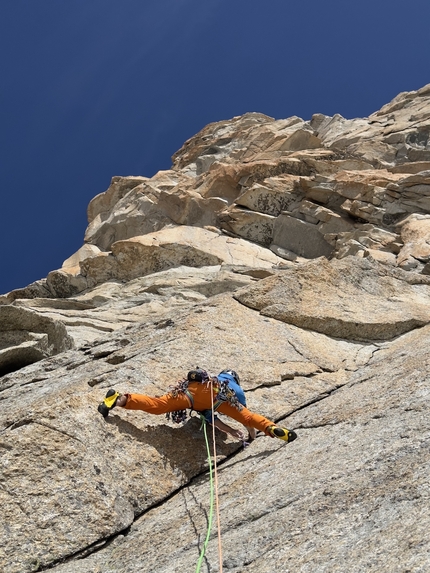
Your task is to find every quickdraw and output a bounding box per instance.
[166,409,188,424]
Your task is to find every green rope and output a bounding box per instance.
[195,416,215,573]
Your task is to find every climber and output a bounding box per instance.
[198,369,256,442]
[98,368,297,443]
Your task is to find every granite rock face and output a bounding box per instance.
[46,324,430,573]
[1,86,430,573]
[235,256,430,341]
[0,306,74,376]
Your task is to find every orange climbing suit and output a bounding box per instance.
[124,382,274,435]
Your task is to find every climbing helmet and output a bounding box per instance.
[187,368,209,382]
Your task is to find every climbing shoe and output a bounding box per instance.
[269,426,297,443]
[98,389,121,418]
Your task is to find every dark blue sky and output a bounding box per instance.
[1,0,429,294]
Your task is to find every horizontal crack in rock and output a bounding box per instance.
[2,418,84,444]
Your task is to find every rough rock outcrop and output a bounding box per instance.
[235,256,430,341]
[1,85,430,573]
[3,84,430,308]
[9,265,265,346]
[16,226,285,301]
[79,226,285,287]
[0,306,74,376]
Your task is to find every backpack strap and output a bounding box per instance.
[212,398,224,412]
[183,388,194,409]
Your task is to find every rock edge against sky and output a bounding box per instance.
[1,85,430,573]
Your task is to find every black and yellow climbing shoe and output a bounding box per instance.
[269,426,297,442]
[98,389,121,418]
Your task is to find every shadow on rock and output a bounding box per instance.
[105,414,241,476]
